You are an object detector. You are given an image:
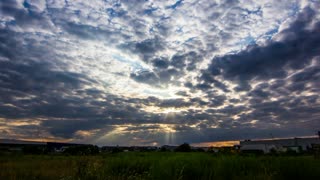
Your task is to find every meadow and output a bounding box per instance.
[0,152,320,180]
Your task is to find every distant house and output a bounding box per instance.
[240,144,276,154]
[240,137,320,153]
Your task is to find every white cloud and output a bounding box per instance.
[1,0,319,144]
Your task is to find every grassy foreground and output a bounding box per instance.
[0,153,320,180]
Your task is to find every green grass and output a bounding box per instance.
[0,153,320,180]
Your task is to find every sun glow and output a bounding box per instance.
[57,40,186,99]
[192,140,240,147]
[159,124,177,133]
[142,106,185,114]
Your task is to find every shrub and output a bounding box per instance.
[175,143,191,152]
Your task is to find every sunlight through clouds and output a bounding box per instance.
[0,0,319,145]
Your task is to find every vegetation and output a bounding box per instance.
[1,152,320,180]
[63,145,100,155]
[175,143,191,152]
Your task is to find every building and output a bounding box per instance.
[240,137,320,153]
[240,144,276,154]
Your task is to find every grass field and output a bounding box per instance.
[1,152,320,180]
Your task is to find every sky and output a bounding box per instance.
[0,0,319,146]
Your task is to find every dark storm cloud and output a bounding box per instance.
[0,0,53,30]
[0,18,129,140]
[0,26,98,119]
[158,68,181,81]
[130,51,205,86]
[182,7,320,141]
[170,51,200,71]
[37,99,165,139]
[233,82,252,92]
[41,119,110,138]
[290,66,320,83]
[203,7,320,85]
[166,0,184,9]
[0,29,49,62]
[208,95,227,107]
[120,37,165,63]
[130,66,183,86]
[159,98,192,108]
[248,89,270,99]
[195,72,230,92]
[0,63,97,120]
[175,91,189,97]
[152,57,169,69]
[190,97,209,106]
[130,70,162,86]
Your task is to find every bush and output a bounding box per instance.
[1,153,320,179]
[63,145,99,155]
[111,147,123,153]
[175,143,191,152]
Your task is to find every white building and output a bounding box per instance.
[240,144,277,153]
[240,137,320,153]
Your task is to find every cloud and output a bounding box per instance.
[0,0,54,32]
[204,7,320,83]
[152,57,169,69]
[0,0,319,145]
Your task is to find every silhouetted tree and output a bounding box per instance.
[175,143,191,152]
[160,146,168,152]
[269,148,278,155]
[63,145,99,155]
[111,146,123,153]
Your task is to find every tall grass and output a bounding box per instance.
[0,153,319,180]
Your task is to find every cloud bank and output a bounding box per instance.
[0,0,319,145]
